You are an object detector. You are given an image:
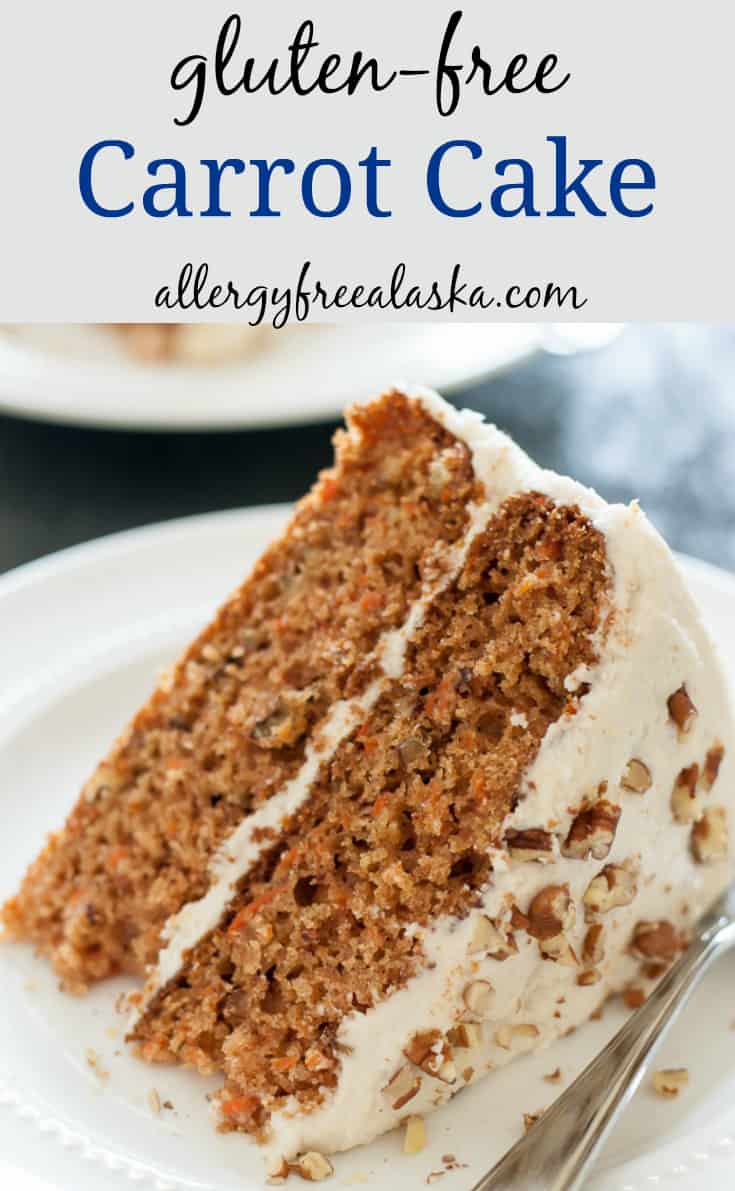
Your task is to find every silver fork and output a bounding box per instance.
[472,882,735,1191]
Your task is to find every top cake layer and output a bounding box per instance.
[2,393,482,988]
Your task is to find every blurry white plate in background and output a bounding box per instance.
[0,506,734,1191]
[0,324,541,431]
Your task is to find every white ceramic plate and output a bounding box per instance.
[1,506,734,1191]
[0,325,541,431]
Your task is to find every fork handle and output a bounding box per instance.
[471,905,735,1191]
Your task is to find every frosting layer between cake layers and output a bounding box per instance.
[131,388,542,1019]
[129,387,734,1165]
[263,389,734,1163]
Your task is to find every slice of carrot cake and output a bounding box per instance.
[3,387,733,1177]
[114,323,269,364]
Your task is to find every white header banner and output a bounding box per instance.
[1,1,732,323]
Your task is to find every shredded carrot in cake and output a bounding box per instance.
[130,491,609,1138]
[1,392,481,992]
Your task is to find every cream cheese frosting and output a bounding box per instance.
[262,388,734,1164]
[127,387,735,1168]
[132,390,558,1020]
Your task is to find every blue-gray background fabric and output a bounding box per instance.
[2,325,734,576]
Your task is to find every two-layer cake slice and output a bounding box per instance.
[4,388,733,1176]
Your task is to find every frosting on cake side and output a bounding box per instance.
[261,388,734,1165]
[119,388,733,1169]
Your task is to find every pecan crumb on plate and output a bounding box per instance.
[652,1068,689,1098]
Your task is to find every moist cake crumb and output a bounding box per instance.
[403,1115,427,1155]
[652,1068,689,1098]
[3,387,733,1171]
[3,393,479,992]
[85,1048,109,1080]
[523,1111,544,1133]
[131,488,609,1130]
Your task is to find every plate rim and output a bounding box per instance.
[1,506,735,1191]
[0,325,541,432]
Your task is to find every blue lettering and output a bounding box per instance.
[427,140,483,217]
[609,159,655,217]
[301,159,351,218]
[546,135,606,217]
[491,159,540,217]
[200,158,246,217]
[358,147,392,218]
[143,158,192,217]
[79,139,134,218]
[249,158,296,217]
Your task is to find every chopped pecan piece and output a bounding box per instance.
[563,800,621,861]
[403,1115,427,1155]
[295,1152,334,1182]
[671,764,701,824]
[505,828,554,863]
[462,980,494,1018]
[623,986,646,1010]
[583,863,637,919]
[631,920,682,962]
[582,923,605,964]
[403,1031,455,1082]
[668,686,697,735]
[447,1021,482,1049]
[252,689,315,749]
[691,806,728,863]
[384,1065,422,1111]
[526,885,575,940]
[523,1111,543,1133]
[621,758,652,794]
[267,1158,290,1184]
[540,934,578,966]
[435,1058,457,1084]
[510,904,530,932]
[469,915,517,960]
[702,743,725,791]
[652,1068,689,1099]
[494,1024,539,1052]
[403,1030,441,1069]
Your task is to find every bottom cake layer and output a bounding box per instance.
[129,491,610,1132]
[253,498,732,1168]
[130,497,732,1168]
